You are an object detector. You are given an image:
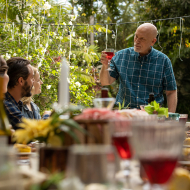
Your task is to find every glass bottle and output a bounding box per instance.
[0,73,11,145]
[148,93,155,104]
[101,88,108,98]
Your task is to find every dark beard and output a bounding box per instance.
[21,81,32,97]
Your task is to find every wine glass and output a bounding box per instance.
[103,48,115,71]
[64,145,119,190]
[131,120,184,189]
[109,119,133,188]
[179,114,188,124]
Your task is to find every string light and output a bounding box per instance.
[112,30,115,39]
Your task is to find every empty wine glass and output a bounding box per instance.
[103,48,115,71]
[65,145,119,190]
[131,120,184,190]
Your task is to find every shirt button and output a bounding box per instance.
[139,75,141,77]
[141,65,142,67]
[137,97,138,99]
[138,86,139,88]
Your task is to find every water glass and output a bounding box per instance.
[65,145,119,190]
[0,147,23,190]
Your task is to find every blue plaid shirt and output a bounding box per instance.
[4,92,49,130]
[109,47,177,109]
[4,92,23,130]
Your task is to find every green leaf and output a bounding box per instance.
[118,102,121,110]
[66,130,80,143]
[61,119,87,134]
[122,98,125,108]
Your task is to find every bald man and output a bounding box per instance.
[100,23,177,112]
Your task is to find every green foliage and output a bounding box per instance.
[30,172,64,190]
[144,101,168,116]
[0,0,108,113]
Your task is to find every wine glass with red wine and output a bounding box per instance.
[131,120,184,189]
[179,114,188,124]
[110,119,133,186]
[103,48,115,71]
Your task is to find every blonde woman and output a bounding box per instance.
[21,67,50,119]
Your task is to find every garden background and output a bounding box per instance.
[0,0,190,117]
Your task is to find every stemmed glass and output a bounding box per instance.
[109,119,133,188]
[103,48,115,71]
[64,145,119,190]
[131,120,184,190]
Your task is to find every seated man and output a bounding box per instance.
[4,57,34,130]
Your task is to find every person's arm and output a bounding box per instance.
[99,53,116,86]
[4,101,23,130]
[165,90,177,113]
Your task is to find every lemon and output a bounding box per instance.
[168,168,190,190]
[184,138,190,145]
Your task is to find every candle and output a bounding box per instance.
[59,57,69,108]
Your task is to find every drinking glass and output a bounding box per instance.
[65,145,119,190]
[103,48,115,71]
[0,147,24,190]
[109,119,133,189]
[131,120,184,189]
[179,114,188,124]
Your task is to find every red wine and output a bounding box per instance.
[104,52,114,61]
[112,135,132,159]
[140,156,177,184]
[179,117,187,124]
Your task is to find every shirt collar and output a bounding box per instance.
[136,47,154,61]
[5,92,23,107]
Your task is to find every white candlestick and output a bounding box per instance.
[59,57,69,107]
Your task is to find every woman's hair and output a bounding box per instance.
[21,66,38,105]
[0,56,8,74]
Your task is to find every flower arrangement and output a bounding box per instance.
[13,105,86,147]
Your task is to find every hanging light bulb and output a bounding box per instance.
[112,30,115,39]
[73,0,78,3]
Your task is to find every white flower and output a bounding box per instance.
[43,2,51,10]
[75,82,81,87]
[68,21,72,25]
[24,11,28,15]
[59,48,63,52]
[71,32,75,37]
[39,44,43,48]
[28,56,32,60]
[46,85,51,89]
[13,53,17,56]
[5,53,11,60]
[78,7,82,11]
[95,40,98,43]
[83,60,85,63]
[98,28,101,32]
[38,63,42,68]
[62,22,66,25]
[16,15,20,22]
[91,52,96,55]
